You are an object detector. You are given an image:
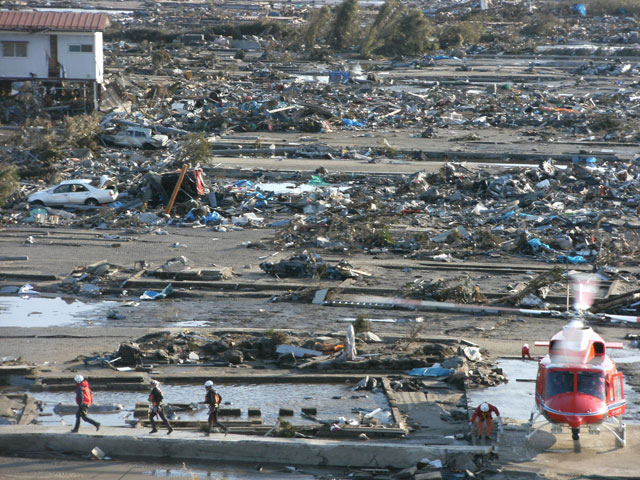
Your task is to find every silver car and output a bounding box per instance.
[102,127,169,149]
[27,180,118,207]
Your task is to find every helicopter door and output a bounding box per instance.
[608,373,625,416]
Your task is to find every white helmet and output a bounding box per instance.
[205,380,213,388]
[74,375,84,383]
[480,402,489,412]
[523,344,529,348]
[150,379,159,386]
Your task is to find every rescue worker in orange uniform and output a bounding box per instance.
[71,375,100,433]
[470,402,500,440]
[148,379,173,435]
[522,343,533,360]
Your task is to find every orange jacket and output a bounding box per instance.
[471,404,499,423]
[75,380,93,406]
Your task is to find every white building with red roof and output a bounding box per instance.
[0,10,110,83]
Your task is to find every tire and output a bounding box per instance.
[85,198,99,206]
[30,200,45,206]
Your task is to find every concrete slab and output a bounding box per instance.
[0,425,492,468]
[495,422,640,478]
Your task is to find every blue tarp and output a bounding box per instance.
[203,211,222,224]
[140,283,174,300]
[528,238,553,252]
[330,71,350,83]
[407,366,453,377]
[572,155,596,165]
[231,180,254,190]
[557,255,588,264]
[342,118,366,128]
[574,3,587,17]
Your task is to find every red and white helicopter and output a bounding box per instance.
[526,274,626,451]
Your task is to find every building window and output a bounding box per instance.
[2,42,28,57]
[69,44,93,53]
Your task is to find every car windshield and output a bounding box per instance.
[577,371,605,400]
[547,370,574,398]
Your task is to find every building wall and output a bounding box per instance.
[56,32,101,81]
[0,31,103,82]
[0,33,49,78]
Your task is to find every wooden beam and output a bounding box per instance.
[165,164,189,215]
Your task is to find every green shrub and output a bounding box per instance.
[265,329,289,345]
[277,420,296,437]
[0,164,19,206]
[180,133,212,166]
[352,314,372,334]
[590,114,621,132]
[520,14,564,37]
[439,22,484,48]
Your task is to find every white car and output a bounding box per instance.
[28,179,118,207]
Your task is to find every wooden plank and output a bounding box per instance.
[18,395,40,425]
[381,376,409,431]
[604,279,625,299]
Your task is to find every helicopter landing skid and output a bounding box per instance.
[526,410,626,449]
[525,410,549,441]
[600,416,626,448]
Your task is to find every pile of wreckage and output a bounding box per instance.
[88,328,505,389]
[6,148,640,317]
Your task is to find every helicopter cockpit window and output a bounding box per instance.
[577,371,605,400]
[547,371,574,397]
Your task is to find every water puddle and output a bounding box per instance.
[30,383,392,428]
[172,320,210,328]
[467,359,538,420]
[468,359,640,424]
[0,295,119,328]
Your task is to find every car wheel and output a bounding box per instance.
[142,142,155,150]
[85,198,99,206]
[30,200,45,206]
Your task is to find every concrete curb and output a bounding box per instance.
[0,426,492,468]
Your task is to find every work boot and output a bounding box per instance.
[70,429,79,433]
[149,428,158,434]
[167,426,173,435]
[224,426,229,436]
[96,423,101,432]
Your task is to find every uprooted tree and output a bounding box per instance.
[299,5,331,52]
[63,112,102,150]
[10,117,61,181]
[0,164,19,207]
[179,133,212,167]
[361,0,436,57]
[151,49,172,73]
[360,0,401,56]
[329,0,360,50]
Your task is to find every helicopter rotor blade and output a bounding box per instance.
[572,273,600,313]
